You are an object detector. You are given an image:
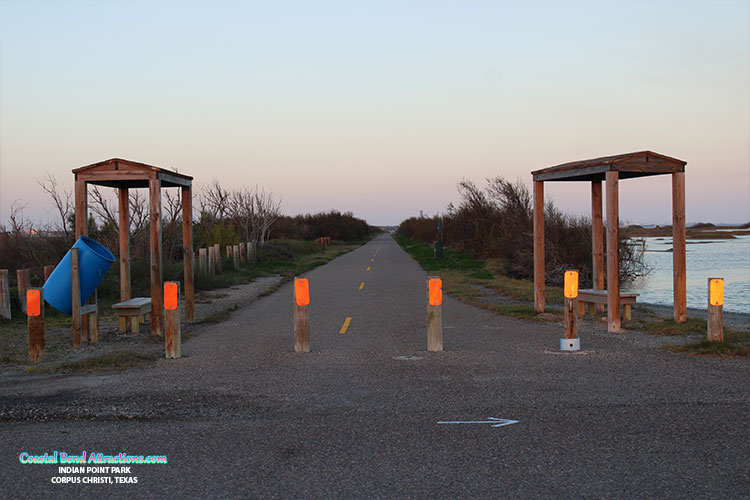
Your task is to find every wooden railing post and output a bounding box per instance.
[27,288,45,362]
[164,282,181,358]
[427,277,443,352]
[16,268,30,315]
[707,278,724,342]
[0,269,10,320]
[294,278,310,353]
[71,248,82,347]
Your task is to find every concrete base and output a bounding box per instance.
[560,338,581,351]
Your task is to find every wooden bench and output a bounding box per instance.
[112,297,151,333]
[577,289,639,320]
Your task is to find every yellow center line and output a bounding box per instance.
[339,317,352,334]
[366,266,371,271]
[359,282,365,290]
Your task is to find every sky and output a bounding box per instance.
[1,0,748,227]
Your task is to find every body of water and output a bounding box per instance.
[628,235,750,314]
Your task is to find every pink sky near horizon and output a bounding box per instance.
[1,0,748,227]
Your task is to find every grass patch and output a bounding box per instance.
[37,350,159,373]
[665,340,750,357]
[395,235,563,320]
[643,318,707,336]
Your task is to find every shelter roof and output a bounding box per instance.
[73,158,192,188]
[531,151,686,182]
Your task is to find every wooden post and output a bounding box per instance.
[591,180,605,313]
[707,278,724,342]
[198,248,207,276]
[149,177,163,337]
[181,185,194,324]
[606,171,621,332]
[427,277,443,352]
[250,241,257,263]
[565,297,577,339]
[672,172,687,323]
[27,288,44,362]
[43,265,55,283]
[233,245,239,269]
[214,243,222,273]
[72,248,82,347]
[74,177,87,239]
[16,269,30,314]
[533,181,545,313]
[0,269,10,319]
[239,242,245,265]
[164,282,181,358]
[208,246,216,278]
[88,289,98,343]
[118,187,131,302]
[293,277,310,353]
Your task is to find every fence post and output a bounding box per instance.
[708,278,724,342]
[233,245,239,269]
[294,277,310,353]
[199,248,207,276]
[27,288,44,362]
[16,268,30,314]
[164,281,181,358]
[0,269,10,319]
[427,277,443,352]
[561,270,580,351]
[43,265,55,283]
[214,244,222,273]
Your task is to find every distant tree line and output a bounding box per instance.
[398,177,648,286]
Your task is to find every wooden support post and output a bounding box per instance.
[427,277,443,352]
[672,172,687,323]
[250,241,257,263]
[565,297,577,339]
[74,178,87,239]
[181,185,194,324]
[214,243,222,273]
[43,265,55,283]
[591,180,605,313]
[0,269,10,319]
[16,268,30,314]
[293,277,310,353]
[208,246,216,277]
[577,300,586,317]
[533,181,545,313]
[71,248,82,347]
[606,171,621,332]
[233,245,239,269]
[164,282,181,358]
[239,242,245,265]
[199,248,207,276]
[88,289,98,343]
[149,177,163,337]
[707,278,724,342]
[118,187,131,302]
[27,288,44,362]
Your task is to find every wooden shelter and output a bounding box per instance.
[531,151,687,332]
[73,158,195,337]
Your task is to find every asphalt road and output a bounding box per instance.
[1,234,748,499]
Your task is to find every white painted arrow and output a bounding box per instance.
[437,417,519,428]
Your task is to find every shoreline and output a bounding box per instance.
[638,301,750,331]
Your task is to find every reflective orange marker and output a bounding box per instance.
[709,278,724,306]
[428,278,442,306]
[164,282,179,310]
[27,289,41,317]
[564,270,579,299]
[295,278,310,306]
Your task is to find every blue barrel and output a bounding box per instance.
[43,236,116,315]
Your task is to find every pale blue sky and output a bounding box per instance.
[1,0,748,226]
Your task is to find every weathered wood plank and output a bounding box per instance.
[182,186,194,324]
[606,171,621,332]
[0,269,10,319]
[16,269,30,315]
[533,181,545,313]
[149,177,163,337]
[672,172,687,323]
